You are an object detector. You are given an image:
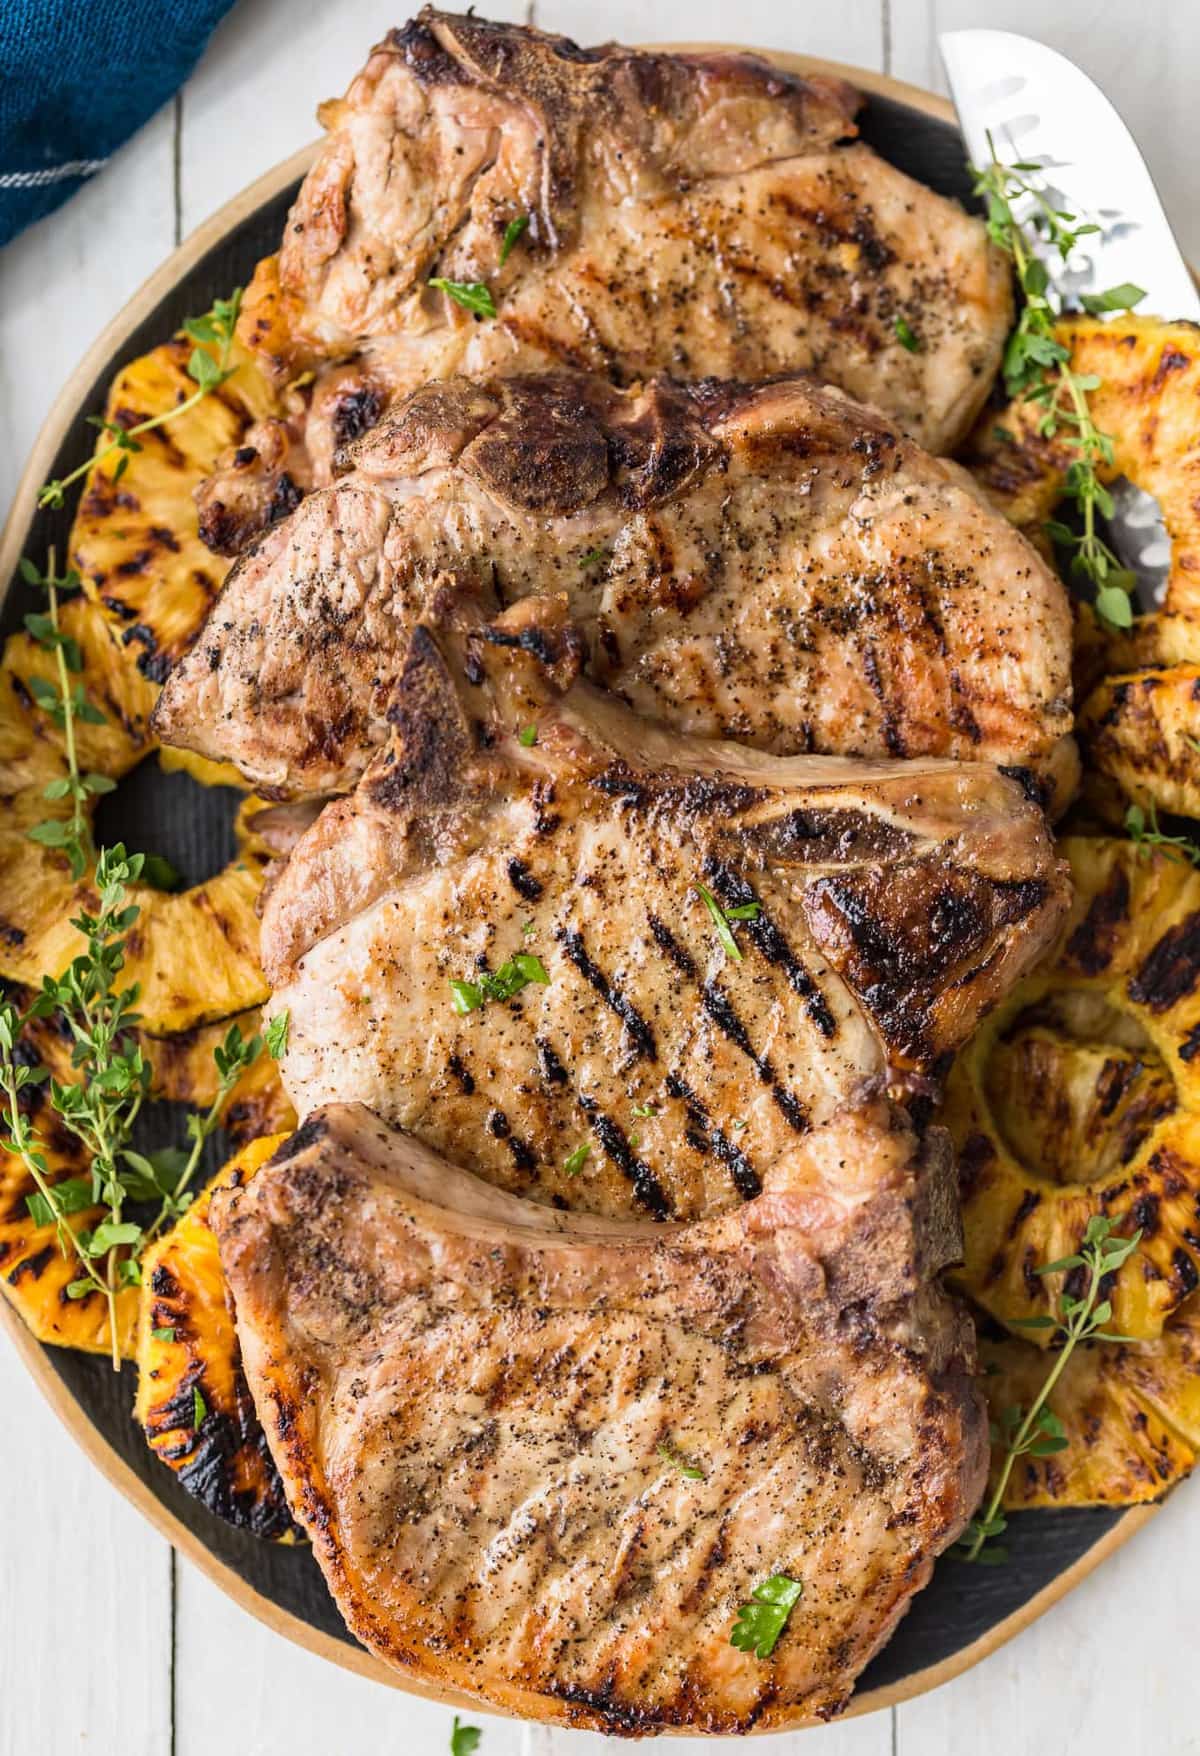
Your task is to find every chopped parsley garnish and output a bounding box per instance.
[695,883,760,964]
[449,953,550,1015]
[632,1103,658,1118]
[563,1142,590,1176]
[893,315,921,352]
[499,214,530,266]
[192,1387,207,1429]
[428,278,497,319]
[151,1326,176,1344]
[578,546,610,567]
[730,1574,803,1658]
[657,1439,704,1481]
[518,724,538,747]
[450,1716,481,1756]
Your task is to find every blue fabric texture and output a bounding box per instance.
[0,0,238,246]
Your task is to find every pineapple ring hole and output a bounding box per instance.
[983,996,1177,1190]
[93,754,241,889]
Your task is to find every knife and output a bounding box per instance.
[940,30,1199,601]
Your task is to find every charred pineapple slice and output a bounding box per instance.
[950,835,1200,1341]
[969,315,1200,618]
[980,1308,1200,1508]
[967,316,1200,820]
[69,335,277,680]
[136,1133,299,1537]
[0,1093,138,1357]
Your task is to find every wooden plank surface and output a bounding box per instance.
[2,0,1197,1752]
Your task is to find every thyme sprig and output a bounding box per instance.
[38,289,243,510]
[1125,802,1200,867]
[2,551,288,1366]
[956,1215,1141,1564]
[972,140,1145,631]
[20,551,110,878]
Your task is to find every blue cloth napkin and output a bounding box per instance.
[0,0,238,246]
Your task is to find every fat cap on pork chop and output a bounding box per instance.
[159,372,1076,804]
[195,9,1011,551]
[256,590,1070,1222]
[212,1096,987,1732]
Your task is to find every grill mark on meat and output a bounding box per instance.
[535,1036,570,1086]
[557,928,657,1061]
[1129,912,1200,1013]
[577,1096,671,1217]
[447,1053,476,1095]
[664,1072,761,1198]
[699,981,808,1134]
[507,857,544,901]
[702,857,838,1039]
[646,912,698,979]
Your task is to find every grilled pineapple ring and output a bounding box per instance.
[0,1100,139,1359]
[0,597,271,1033]
[69,335,277,681]
[949,835,1200,1342]
[136,1133,300,1538]
[979,1309,1200,1509]
[968,315,1200,820]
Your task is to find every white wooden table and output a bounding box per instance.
[2,2,1198,1751]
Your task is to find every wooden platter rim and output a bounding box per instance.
[0,43,1159,1732]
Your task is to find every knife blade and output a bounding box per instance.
[940,29,1197,605]
[940,29,1199,322]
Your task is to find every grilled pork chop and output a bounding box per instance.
[213,1098,987,1731]
[157,373,1075,800]
[195,10,1011,552]
[257,591,1069,1222]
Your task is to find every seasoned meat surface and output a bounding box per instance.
[258,593,1069,1221]
[159,374,1075,801]
[213,1098,987,1732]
[195,10,1011,549]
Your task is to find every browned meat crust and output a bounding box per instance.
[213,1098,987,1732]
[195,9,1011,551]
[257,590,1069,1222]
[157,372,1075,802]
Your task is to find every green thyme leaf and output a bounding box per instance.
[518,724,538,747]
[266,1010,290,1060]
[893,315,921,352]
[563,1142,590,1177]
[193,1386,207,1428]
[151,1326,176,1344]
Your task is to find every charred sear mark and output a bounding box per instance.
[665,1072,761,1199]
[535,1036,569,1086]
[646,912,698,979]
[699,981,807,1133]
[578,1096,670,1217]
[506,857,543,901]
[755,805,918,865]
[145,1377,299,1540]
[702,858,837,1038]
[1065,867,1131,975]
[1128,912,1200,1013]
[447,1052,475,1095]
[558,929,657,1060]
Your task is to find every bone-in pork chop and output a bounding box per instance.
[195,10,1011,551]
[157,374,1075,802]
[256,592,1068,1222]
[212,1097,987,1732]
